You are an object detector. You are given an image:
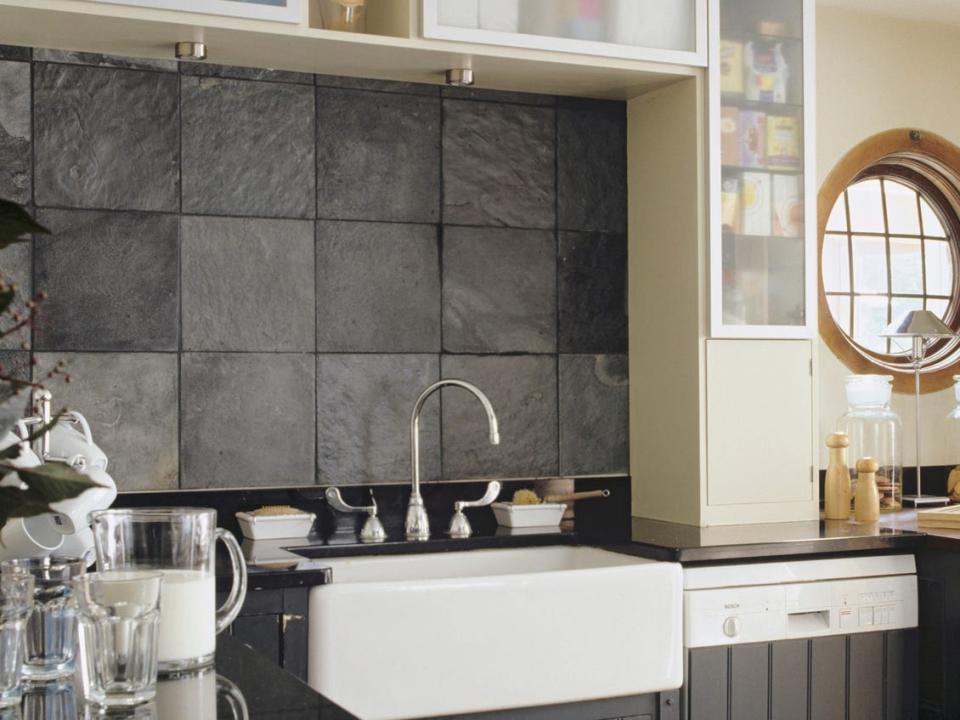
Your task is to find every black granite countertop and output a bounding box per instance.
[621,513,926,563]
[15,634,358,720]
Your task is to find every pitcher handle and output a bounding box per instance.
[215,527,248,635]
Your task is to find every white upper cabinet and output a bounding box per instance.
[92,0,303,23]
[708,0,816,338]
[422,0,708,66]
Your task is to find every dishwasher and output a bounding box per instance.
[682,554,918,720]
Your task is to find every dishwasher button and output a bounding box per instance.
[722,617,741,638]
[859,607,874,627]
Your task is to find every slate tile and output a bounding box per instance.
[33,352,179,490]
[34,209,179,351]
[316,220,440,352]
[181,353,316,488]
[557,101,627,232]
[441,85,555,107]
[440,354,557,479]
[33,63,179,211]
[181,216,315,352]
[559,354,629,475]
[0,241,31,350]
[558,231,627,353]
[33,49,177,72]
[0,46,30,62]
[0,60,31,204]
[181,61,313,85]
[316,87,440,223]
[316,354,440,484]
[315,74,438,96]
[443,99,555,229]
[0,349,30,382]
[181,75,315,218]
[442,225,555,353]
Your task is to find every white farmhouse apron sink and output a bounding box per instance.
[307,546,683,720]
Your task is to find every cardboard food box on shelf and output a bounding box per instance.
[742,171,772,236]
[721,177,742,235]
[721,107,739,162]
[772,174,803,238]
[720,40,744,95]
[766,115,802,169]
[744,40,789,103]
[739,110,766,168]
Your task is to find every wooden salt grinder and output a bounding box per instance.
[854,457,881,523]
[824,432,852,520]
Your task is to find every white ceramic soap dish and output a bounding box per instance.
[236,510,316,540]
[490,502,567,528]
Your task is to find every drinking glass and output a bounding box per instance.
[0,573,34,708]
[1,557,86,680]
[91,508,247,675]
[73,571,162,708]
[21,680,76,720]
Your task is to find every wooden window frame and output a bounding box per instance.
[818,129,960,393]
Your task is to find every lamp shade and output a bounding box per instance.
[880,309,955,338]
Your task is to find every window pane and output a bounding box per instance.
[889,237,924,294]
[826,197,847,232]
[847,179,886,233]
[852,235,888,293]
[853,295,889,353]
[889,296,924,354]
[827,295,851,336]
[927,297,950,320]
[884,179,922,235]
[822,233,850,292]
[926,239,954,295]
[920,197,947,237]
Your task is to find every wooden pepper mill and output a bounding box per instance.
[854,457,881,523]
[824,432,852,520]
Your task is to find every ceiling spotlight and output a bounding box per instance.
[175,41,207,60]
[445,68,474,87]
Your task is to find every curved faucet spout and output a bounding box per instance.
[407,379,500,541]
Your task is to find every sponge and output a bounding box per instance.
[511,489,542,505]
[249,505,304,516]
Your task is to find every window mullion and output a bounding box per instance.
[880,178,894,354]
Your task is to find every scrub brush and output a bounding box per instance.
[511,489,542,505]
[249,505,306,516]
[511,488,611,505]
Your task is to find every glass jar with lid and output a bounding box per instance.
[837,375,903,512]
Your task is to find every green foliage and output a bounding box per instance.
[0,199,49,250]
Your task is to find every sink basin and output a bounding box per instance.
[307,546,682,719]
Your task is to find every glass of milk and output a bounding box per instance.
[91,508,248,675]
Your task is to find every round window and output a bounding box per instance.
[819,130,960,392]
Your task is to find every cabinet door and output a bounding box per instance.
[705,339,816,523]
[422,0,707,65]
[709,0,815,338]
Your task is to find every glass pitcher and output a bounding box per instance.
[837,375,903,512]
[90,508,247,674]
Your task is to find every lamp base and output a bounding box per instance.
[903,494,951,507]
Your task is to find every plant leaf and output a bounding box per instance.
[0,287,14,316]
[0,486,52,519]
[0,199,49,249]
[5,462,100,504]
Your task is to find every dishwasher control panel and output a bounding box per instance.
[684,558,918,648]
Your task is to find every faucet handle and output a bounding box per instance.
[447,481,502,538]
[325,487,387,543]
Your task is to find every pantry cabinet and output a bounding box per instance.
[422,0,707,66]
[709,0,816,338]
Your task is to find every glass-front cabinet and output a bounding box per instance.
[709,0,815,337]
[423,0,707,66]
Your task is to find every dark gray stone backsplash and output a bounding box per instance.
[0,45,629,490]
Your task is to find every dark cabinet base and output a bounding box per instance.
[686,630,919,720]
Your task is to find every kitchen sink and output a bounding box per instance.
[307,546,683,720]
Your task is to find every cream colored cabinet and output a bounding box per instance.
[628,0,818,527]
[422,0,708,66]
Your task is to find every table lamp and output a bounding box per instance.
[881,309,955,506]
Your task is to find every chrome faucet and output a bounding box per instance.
[407,379,500,541]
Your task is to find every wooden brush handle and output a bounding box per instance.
[543,490,611,503]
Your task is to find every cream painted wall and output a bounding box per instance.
[817,6,960,467]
